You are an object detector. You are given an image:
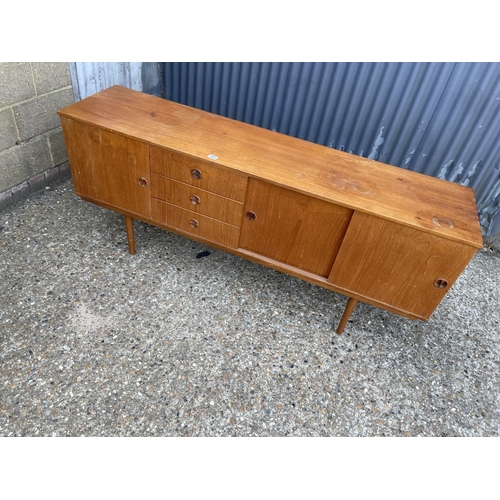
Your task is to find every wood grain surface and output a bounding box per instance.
[60,117,151,218]
[150,147,247,202]
[239,178,353,277]
[328,212,478,318]
[58,85,483,248]
[151,174,244,227]
[151,199,240,249]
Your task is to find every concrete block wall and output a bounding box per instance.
[0,62,74,210]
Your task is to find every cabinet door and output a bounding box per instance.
[327,212,477,318]
[239,179,353,277]
[60,118,151,218]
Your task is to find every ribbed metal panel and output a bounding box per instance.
[164,62,500,239]
[165,62,454,164]
[409,63,500,235]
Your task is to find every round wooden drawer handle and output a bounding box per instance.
[190,195,201,205]
[191,169,202,180]
[138,177,148,187]
[246,211,256,221]
[189,219,199,229]
[434,278,448,289]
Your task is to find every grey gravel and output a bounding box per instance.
[1,177,499,436]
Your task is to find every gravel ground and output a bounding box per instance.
[1,177,499,437]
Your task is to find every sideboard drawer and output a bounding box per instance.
[151,173,244,227]
[150,146,247,202]
[151,198,240,249]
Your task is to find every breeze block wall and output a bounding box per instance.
[0,62,74,210]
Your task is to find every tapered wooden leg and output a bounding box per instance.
[124,215,135,255]
[336,297,358,335]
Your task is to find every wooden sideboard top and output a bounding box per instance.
[58,85,483,249]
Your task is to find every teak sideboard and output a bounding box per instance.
[58,86,483,334]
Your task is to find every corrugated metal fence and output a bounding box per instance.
[164,62,500,241]
[68,62,500,242]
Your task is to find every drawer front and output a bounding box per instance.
[151,173,244,227]
[151,199,240,249]
[150,147,247,202]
